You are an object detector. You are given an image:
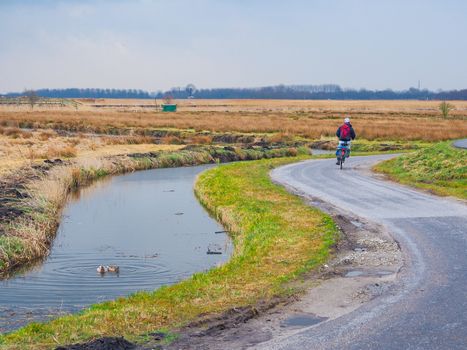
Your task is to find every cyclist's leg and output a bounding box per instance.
[346,141,351,157]
[336,142,342,165]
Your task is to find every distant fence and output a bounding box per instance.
[0,97,79,108]
[91,104,159,109]
[0,97,166,111]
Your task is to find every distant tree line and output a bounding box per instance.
[158,85,467,100]
[2,85,467,100]
[4,88,152,99]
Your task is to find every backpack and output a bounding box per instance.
[340,124,350,139]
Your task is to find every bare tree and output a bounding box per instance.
[24,90,39,109]
[439,101,455,118]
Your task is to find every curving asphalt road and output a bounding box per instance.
[260,155,467,350]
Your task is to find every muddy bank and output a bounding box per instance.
[56,337,136,350]
[0,159,66,234]
[0,145,300,276]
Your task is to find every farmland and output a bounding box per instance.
[1,99,464,176]
[1,99,466,143]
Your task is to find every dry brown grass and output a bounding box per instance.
[0,131,182,176]
[161,135,183,144]
[61,98,467,114]
[102,135,156,145]
[48,145,77,158]
[268,132,294,143]
[0,99,466,142]
[38,130,55,141]
[0,99,465,176]
[190,135,213,144]
[0,126,33,139]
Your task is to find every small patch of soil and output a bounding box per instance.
[138,299,288,350]
[55,336,136,350]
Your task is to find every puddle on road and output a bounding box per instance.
[281,314,328,328]
[0,165,232,333]
[344,270,393,278]
[350,220,363,228]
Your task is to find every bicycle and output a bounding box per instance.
[336,141,350,170]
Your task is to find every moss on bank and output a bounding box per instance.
[374,142,466,199]
[0,155,337,349]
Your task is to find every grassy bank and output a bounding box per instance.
[0,155,337,349]
[310,138,432,152]
[374,142,466,199]
[0,146,299,276]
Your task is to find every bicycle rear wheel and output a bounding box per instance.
[340,149,345,170]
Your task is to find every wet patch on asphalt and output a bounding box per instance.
[281,313,328,328]
[344,269,394,278]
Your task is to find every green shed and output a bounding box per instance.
[162,104,177,112]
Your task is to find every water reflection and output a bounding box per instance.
[0,165,232,332]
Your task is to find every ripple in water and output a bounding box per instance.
[0,165,232,333]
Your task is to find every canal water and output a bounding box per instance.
[0,165,232,332]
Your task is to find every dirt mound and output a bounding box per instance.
[55,336,136,350]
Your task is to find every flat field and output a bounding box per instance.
[1,99,466,142]
[1,99,466,177]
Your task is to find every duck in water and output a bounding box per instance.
[107,265,120,273]
[97,265,119,274]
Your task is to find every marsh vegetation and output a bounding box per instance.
[0,99,465,349]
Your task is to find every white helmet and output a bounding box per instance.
[344,117,350,123]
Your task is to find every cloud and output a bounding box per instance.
[0,0,466,92]
[61,2,96,18]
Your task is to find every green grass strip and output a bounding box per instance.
[0,156,338,349]
[374,141,467,199]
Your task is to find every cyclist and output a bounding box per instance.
[336,117,356,165]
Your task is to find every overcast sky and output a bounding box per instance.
[1,0,466,93]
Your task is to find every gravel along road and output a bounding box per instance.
[261,155,467,350]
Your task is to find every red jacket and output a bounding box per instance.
[336,122,356,141]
